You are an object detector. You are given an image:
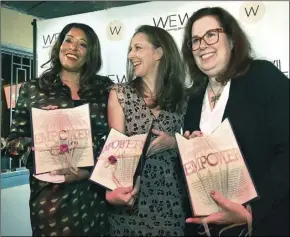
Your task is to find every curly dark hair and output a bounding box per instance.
[39,22,102,90]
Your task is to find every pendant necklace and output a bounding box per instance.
[208,81,224,108]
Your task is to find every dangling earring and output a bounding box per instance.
[230,40,234,50]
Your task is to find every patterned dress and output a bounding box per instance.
[6,74,113,236]
[109,83,188,236]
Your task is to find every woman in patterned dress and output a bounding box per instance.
[5,23,113,236]
[106,25,188,236]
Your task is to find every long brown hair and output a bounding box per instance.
[127,25,186,113]
[182,7,254,94]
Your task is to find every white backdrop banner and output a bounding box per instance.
[37,1,289,82]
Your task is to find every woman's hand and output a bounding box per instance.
[146,129,176,156]
[51,168,90,183]
[41,105,59,110]
[186,191,252,225]
[183,130,203,139]
[106,187,134,205]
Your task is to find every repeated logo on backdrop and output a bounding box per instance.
[107,74,127,83]
[37,1,289,82]
[42,33,60,49]
[239,2,266,24]
[272,59,289,78]
[152,12,189,32]
[106,20,125,41]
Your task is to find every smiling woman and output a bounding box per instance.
[5,22,114,236]
[40,23,102,87]
[59,28,88,72]
[106,25,188,237]
[182,7,289,237]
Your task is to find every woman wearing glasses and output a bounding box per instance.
[182,7,289,236]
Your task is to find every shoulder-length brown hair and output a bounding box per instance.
[182,7,254,94]
[127,25,186,113]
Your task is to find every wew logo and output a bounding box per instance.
[153,12,189,31]
[42,33,59,48]
[107,74,127,83]
[272,59,289,78]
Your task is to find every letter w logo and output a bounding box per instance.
[110,26,122,35]
[244,5,260,17]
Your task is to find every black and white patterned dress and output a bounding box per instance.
[108,82,188,236]
[6,74,113,236]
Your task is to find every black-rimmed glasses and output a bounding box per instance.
[187,28,224,51]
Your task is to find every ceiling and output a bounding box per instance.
[1,1,148,19]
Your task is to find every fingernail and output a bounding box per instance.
[210,190,215,195]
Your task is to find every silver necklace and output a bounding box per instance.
[208,82,224,107]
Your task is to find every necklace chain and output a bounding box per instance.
[208,81,224,107]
